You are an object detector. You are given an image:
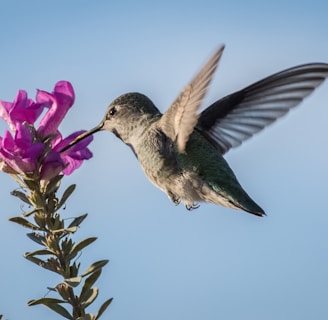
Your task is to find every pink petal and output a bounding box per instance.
[40,151,65,180]
[55,130,93,175]
[0,100,14,129]
[0,125,44,174]
[37,81,75,137]
[0,90,44,130]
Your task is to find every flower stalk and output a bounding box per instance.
[0,81,111,319]
[9,174,112,319]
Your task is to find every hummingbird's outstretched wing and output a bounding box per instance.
[197,63,328,154]
[160,45,225,153]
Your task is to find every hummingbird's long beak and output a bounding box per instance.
[60,122,104,153]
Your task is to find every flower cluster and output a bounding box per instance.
[0,81,92,180]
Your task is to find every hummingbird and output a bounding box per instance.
[62,45,328,216]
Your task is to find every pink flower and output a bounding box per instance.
[40,131,93,180]
[0,123,44,174]
[54,130,93,175]
[0,90,44,130]
[0,81,93,178]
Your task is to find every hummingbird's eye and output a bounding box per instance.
[108,106,117,118]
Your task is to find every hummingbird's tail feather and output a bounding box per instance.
[202,183,265,216]
[232,198,265,217]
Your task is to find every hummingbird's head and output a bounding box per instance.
[61,92,161,152]
[101,92,161,142]
[60,92,161,152]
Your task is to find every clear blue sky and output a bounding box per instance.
[1,1,328,319]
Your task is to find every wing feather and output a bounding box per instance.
[160,45,225,152]
[197,63,328,154]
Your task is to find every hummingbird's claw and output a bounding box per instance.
[186,203,200,211]
[174,199,180,206]
[168,192,180,205]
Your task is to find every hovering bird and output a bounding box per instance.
[62,45,328,216]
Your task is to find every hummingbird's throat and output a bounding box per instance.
[112,128,122,141]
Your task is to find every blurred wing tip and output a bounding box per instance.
[218,44,225,51]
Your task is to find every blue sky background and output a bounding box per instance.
[1,1,328,319]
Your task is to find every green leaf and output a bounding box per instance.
[77,315,95,320]
[70,261,81,278]
[68,237,97,260]
[55,283,72,300]
[23,208,38,217]
[25,249,53,257]
[11,190,31,205]
[68,213,88,229]
[52,213,64,230]
[25,256,62,274]
[51,227,77,234]
[45,174,63,195]
[95,298,113,320]
[47,286,57,292]
[24,254,45,267]
[66,226,78,233]
[80,270,101,302]
[28,298,73,320]
[27,232,46,245]
[9,216,41,230]
[81,260,109,277]
[81,287,98,308]
[51,226,76,234]
[28,297,66,305]
[64,276,82,287]
[34,213,46,229]
[58,184,76,209]
[29,190,44,208]
[23,178,39,191]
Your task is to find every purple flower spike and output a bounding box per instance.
[0,90,45,130]
[0,80,94,179]
[0,123,44,174]
[37,81,75,137]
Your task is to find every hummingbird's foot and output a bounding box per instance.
[168,192,180,206]
[173,199,181,206]
[186,202,200,211]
